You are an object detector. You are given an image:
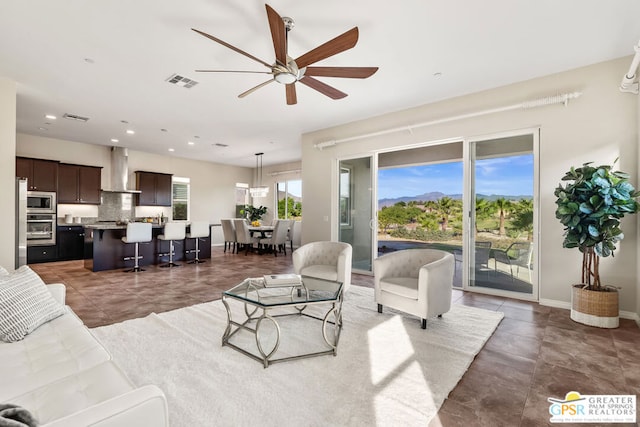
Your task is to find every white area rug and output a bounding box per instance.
[92,286,503,426]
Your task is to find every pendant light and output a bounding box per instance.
[249,152,269,198]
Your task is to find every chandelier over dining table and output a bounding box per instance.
[249,152,269,198]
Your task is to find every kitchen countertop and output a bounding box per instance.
[83,222,165,230]
[58,221,221,230]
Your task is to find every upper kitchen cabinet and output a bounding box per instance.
[16,157,59,192]
[58,163,102,204]
[135,171,172,206]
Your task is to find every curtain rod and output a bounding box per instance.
[620,40,640,94]
[268,168,301,176]
[314,91,582,150]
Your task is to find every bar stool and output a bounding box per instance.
[158,222,186,267]
[186,221,209,264]
[121,222,152,272]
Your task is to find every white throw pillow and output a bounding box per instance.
[0,266,65,342]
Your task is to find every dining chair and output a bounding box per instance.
[220,219,237,253]
[233,219,259,255]
[259,220,289,256]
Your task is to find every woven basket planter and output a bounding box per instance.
[570,284,619,328]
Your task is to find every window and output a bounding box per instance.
[276,179,302,220]
[235,183,249,218]
[339,167,351,226]
[172,177,190,220]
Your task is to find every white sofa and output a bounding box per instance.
[0,283,168,426]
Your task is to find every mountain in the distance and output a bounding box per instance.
[378,192,531,209]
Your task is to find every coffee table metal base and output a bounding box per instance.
[221,297,342,368]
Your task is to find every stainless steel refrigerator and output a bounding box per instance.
[16,178,27,268]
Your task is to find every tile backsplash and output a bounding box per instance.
[98,192,136,221]
[58,192,172,223]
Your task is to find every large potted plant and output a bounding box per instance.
[554,160,639,328]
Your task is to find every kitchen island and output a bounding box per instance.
[83,222,211,271]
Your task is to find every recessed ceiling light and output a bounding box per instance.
[111,138,119,143]
[45,114,56,120]
[84,58,95,64]
[126,130,135,135]
[194,135,200,139]
[187,141,195,146]
[168,148,175,152]
[120,120,129,124]
[38,127,47,131]
[161,128,168,132]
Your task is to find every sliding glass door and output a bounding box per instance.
[338,156,376,273]
[467,131,538,298]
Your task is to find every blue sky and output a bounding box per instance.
[377,154,533,199]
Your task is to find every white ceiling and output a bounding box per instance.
[1,1,639,167]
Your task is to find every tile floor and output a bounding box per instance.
[30,247,640,427]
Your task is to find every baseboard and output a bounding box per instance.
[539,298,640,321]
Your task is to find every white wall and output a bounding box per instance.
[0,78,16,269]
[301,56,639,314]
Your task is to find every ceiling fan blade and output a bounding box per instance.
[265,4,287,66]
[298,76,347,100]
[191,28,272,69]
[304,66,378,79]
[295,27,359,69]
[238,79,274,98]
[286,84,297,105]
[195,70,273,74]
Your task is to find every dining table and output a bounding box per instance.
[248,225,274,238]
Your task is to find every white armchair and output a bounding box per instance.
[374,249,454,329]
[292,241,352,292]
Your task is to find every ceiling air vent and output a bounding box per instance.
[166,73,199,89]
[63,113,89,122]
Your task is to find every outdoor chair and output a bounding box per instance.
[493,241,533,282]
[374,249,454,329]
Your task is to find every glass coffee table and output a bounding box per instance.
[221,276,343,368]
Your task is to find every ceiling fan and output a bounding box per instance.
[192,4,378,105]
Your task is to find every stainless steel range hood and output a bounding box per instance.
[101,147,141,193]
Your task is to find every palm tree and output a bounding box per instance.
[511,198,533,240]
[474,197,495,236]
[493,197,512,236]
[436,196,456,231]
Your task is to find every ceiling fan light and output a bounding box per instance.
[274,72,297,84]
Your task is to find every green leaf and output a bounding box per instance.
[578,203,593,214]
[569,215,581,227]
[592,176,611,188]
[587,224,599,237]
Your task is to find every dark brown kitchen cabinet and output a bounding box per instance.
[58,164,102,204]
[57,225,85,260]
[135,171,172,206]
[16,157,59,192]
